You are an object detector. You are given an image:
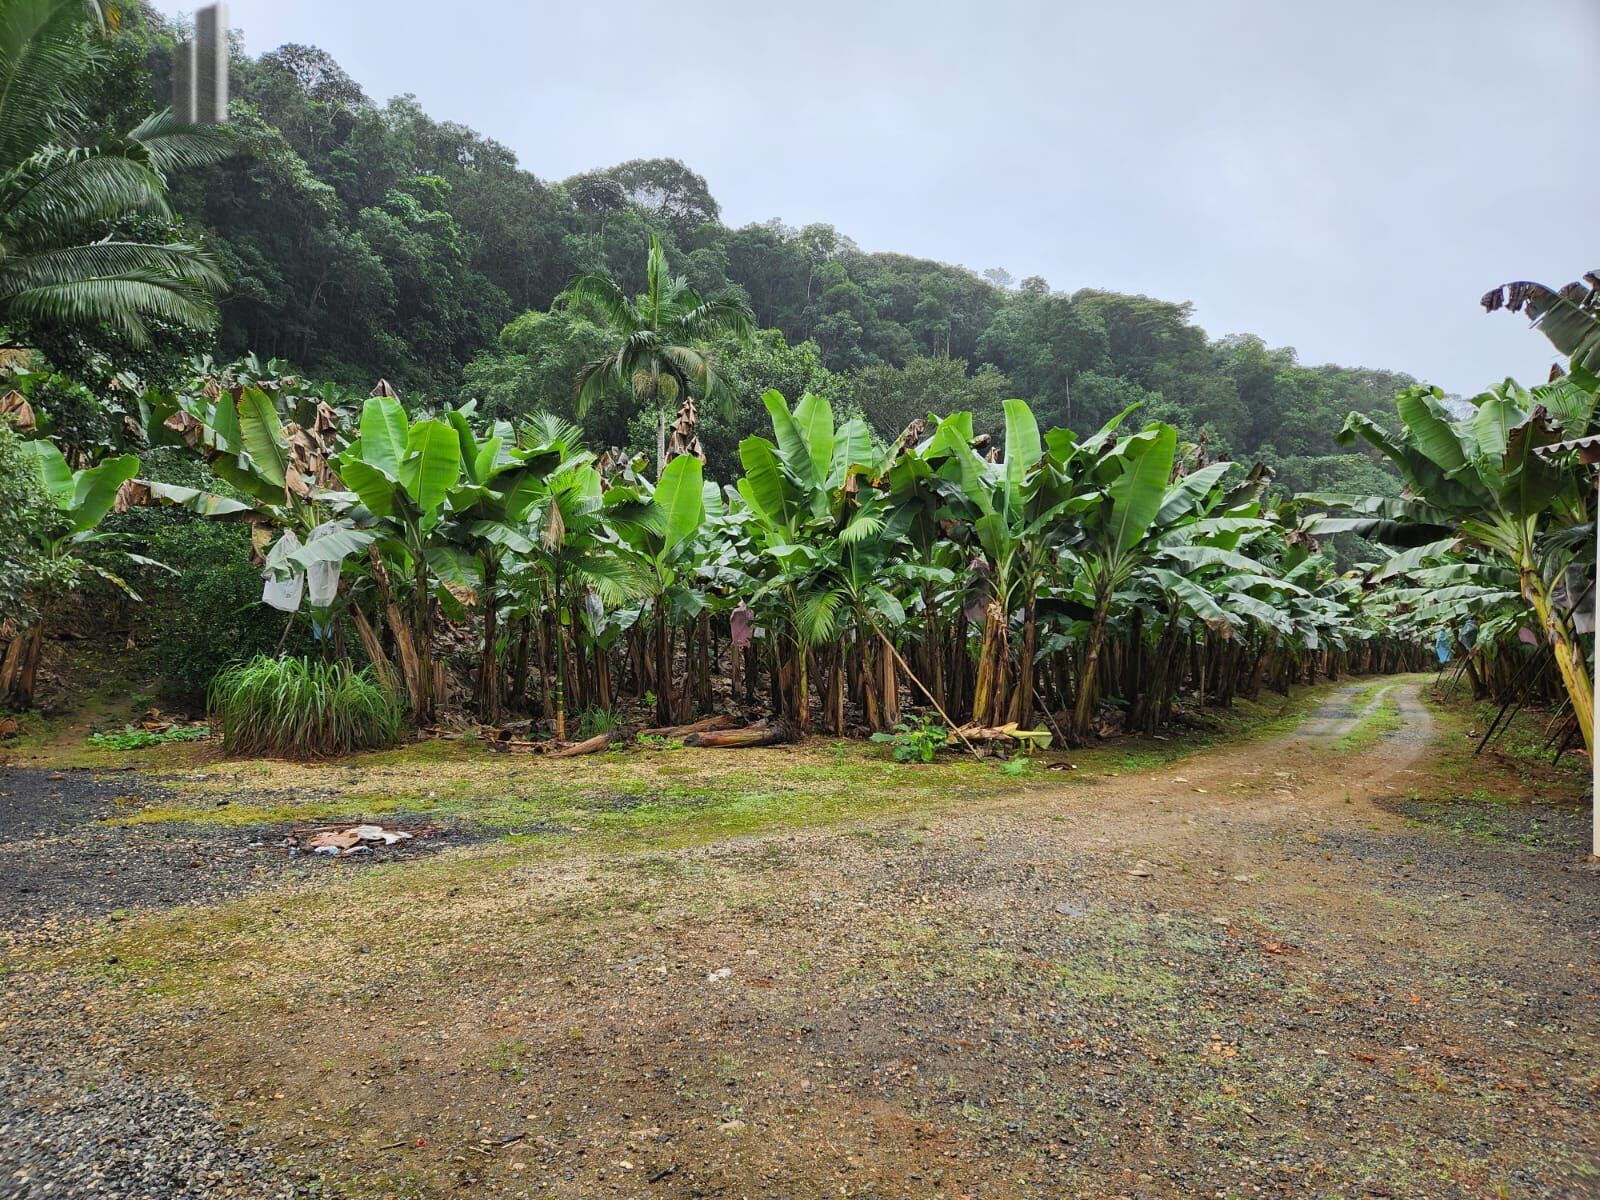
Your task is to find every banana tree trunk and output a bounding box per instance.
[16,624,43,708]
[1,622,43,708]
[1524,570,1594,757]
[1071,595,1111,744]
[653,607,674,726]
[594,639,612,712]
[879,634,900,728]
[511,617,531,708]
[552,623,567,742]
[971,601,1009,727]
[920,586,945,709]
[834,648,850,735]
[368,546,427,724]
[0,630,24,706]
[696,611,713,709]
[476,557,501,723]
[411,543,435,724]
[349,603,395,692]
[1006,597,1037,727]
[776,640,809,731]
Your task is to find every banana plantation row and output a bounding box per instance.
[6,359,1461,750]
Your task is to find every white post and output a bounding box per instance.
[195,5,229,124]
[171,37,195,124]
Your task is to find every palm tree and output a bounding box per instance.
[564,233,752,476]
[0,0,228,345]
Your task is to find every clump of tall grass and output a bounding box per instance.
[208,656,403,758]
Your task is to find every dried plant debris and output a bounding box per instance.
[269,822,435,859]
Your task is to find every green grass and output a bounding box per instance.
[95,682,1332,844]
[209,655,403,758]
[1337,686,1404,751]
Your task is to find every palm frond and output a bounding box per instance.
[796,587,843,645]
[0,0,107,168]
[521,410,588,455]
[563,271,638,330]
[5,151,172,236]
[124,109,235,175]
[673,295,755,343]
[0,239,222,290]
[3,271,219,342]
[569,552,649,605]
[574,353,622,417]
[839,509,885,546]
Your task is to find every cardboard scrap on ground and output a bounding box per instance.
[280,823,420,858]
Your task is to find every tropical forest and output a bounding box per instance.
[0,2,1595,1198]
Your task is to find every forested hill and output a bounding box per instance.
[138,16,1411,495]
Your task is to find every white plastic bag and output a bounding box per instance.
[304,523,341,609]
[261,531,305,613]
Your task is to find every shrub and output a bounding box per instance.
[110,454,314,705]
[0,422,47,626]
[870,715,948,763]
[142,519,307,704]
[208,655,402,758]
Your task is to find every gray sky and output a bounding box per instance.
[186,0,1595,395]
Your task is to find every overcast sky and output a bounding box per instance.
[180,0,1595,395]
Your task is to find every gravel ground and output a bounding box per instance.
[0,1045,309,1200]
[0,765,453,942]
[0,765,450,1200]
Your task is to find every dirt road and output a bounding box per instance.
[3,679,1597,1199]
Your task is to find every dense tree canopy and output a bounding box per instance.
[16,8,1412,508]
[8,6,1423,521]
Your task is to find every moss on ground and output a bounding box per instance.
[1335,685,1404,751]
[81,688,1319,842]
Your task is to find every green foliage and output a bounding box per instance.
[87,723,211,751]
[0,422,48,625]
[0,0,227,345]
[576,706,621,739]
[564,233,754,472]
[1,9,1451,739]
[79,13,1416,476]
[870,715,947,763]
[133,515,310,705]
[208,655,403,758]
[841,354,1012,440]
[1306,372,1600,754]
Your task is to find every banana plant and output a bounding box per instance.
[140,377,348,530]
[609,450,707,725]
[510,443,648,738]
[291,394,464,723]
[915,399,1095,728]
[1057,420,1182,743]
[432,404,578,721]
[1313,379,1597,753]
[135,375,349,624]
[732,390,890,731]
